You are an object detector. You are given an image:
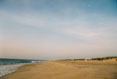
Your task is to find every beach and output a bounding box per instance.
[2,59,117,79]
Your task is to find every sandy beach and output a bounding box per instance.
[2,59,117,79]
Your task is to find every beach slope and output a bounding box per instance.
[2,60,117,79]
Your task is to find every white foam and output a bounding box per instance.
[0,64,24,77]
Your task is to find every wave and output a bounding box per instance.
[0,58,44,77]
[0,64,24,77]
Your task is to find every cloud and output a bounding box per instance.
[0,1,117,60]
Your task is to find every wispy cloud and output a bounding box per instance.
[0,0,117,59]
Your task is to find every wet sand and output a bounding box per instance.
[2,59,117,79]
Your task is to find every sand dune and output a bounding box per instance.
[2,60,117,79]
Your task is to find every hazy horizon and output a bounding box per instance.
[0,0,117,60]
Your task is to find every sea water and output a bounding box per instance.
[0,64,24,77]
[0,58,40,77]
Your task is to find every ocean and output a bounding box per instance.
[0,58,42,77]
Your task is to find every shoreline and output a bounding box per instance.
[2,59,117,79]
[0,60,43,78]
[0,63,26,78]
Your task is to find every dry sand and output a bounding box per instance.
[1,59,117,79]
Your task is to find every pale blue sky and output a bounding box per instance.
[0,0,117,60]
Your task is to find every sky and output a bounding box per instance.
[0,0,117,60]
